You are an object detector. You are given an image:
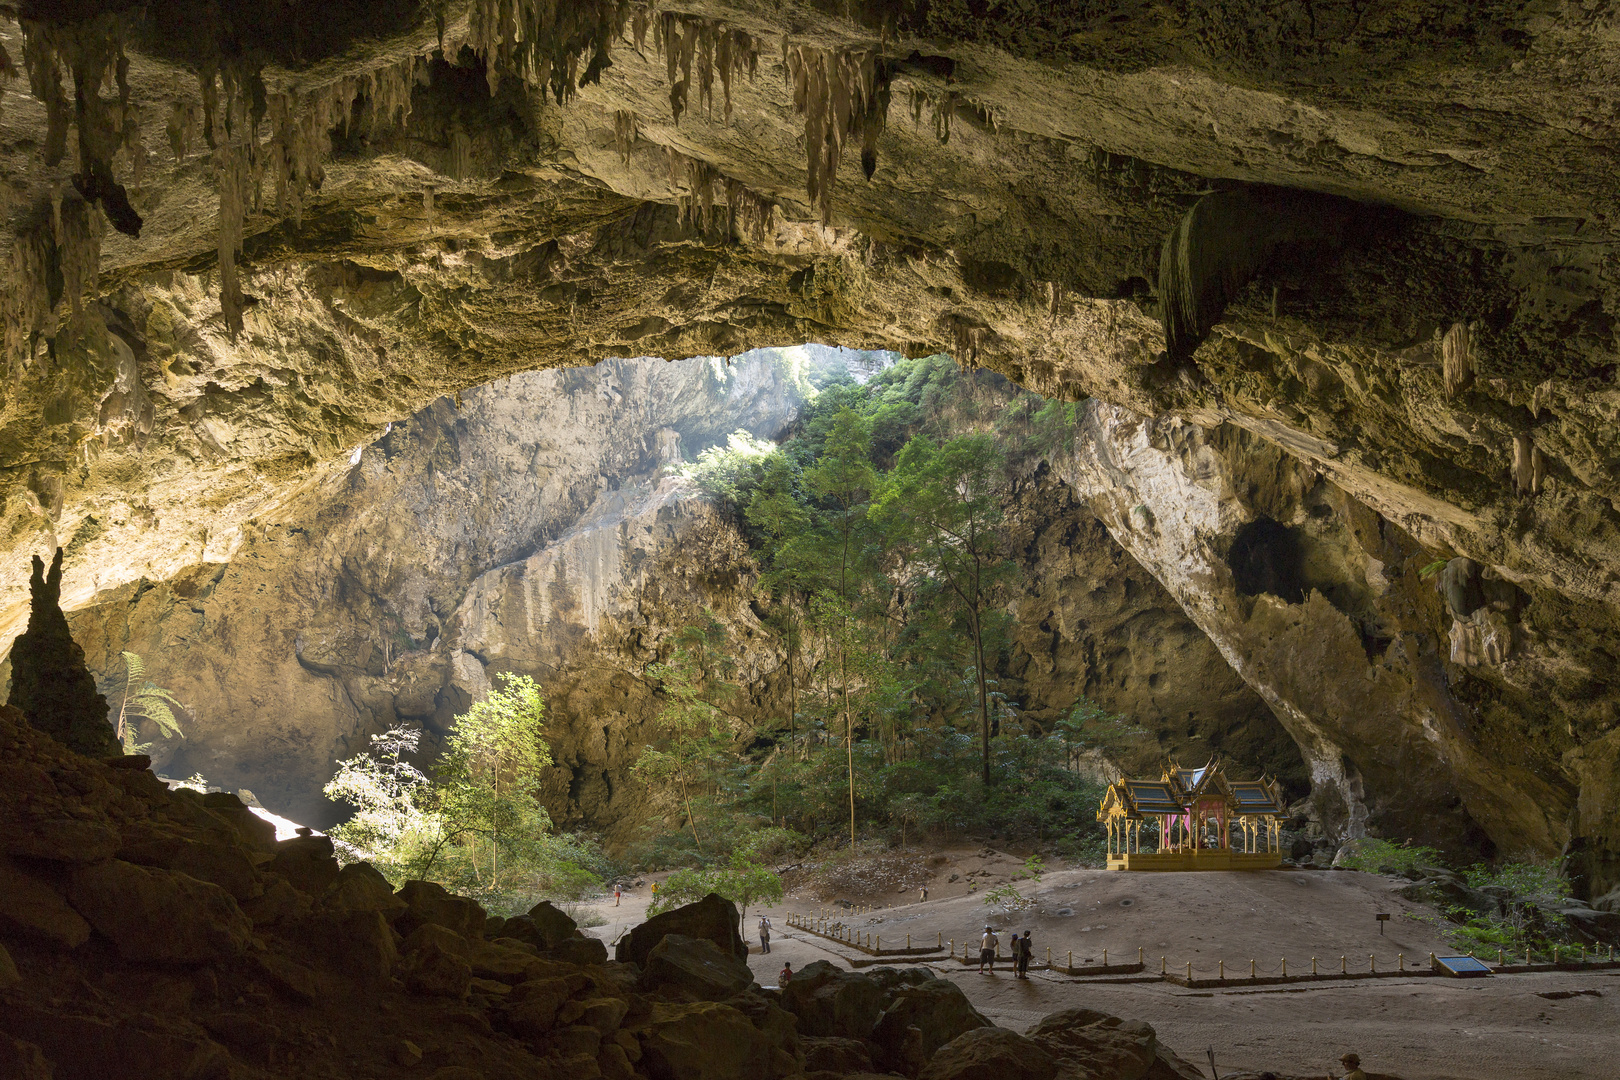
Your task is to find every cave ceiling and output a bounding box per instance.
[2,2,1620,884]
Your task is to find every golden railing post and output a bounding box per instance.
[1250,959,1256,978]
[1281,958,1286,977]
[1370,954,1376,973]
[1218,960,1225,980]
[1398,954,1404,972]
[1340,956,1347,974]
[1311,957,1318,975]
[1186,961,1192,981]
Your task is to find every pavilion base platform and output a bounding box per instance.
[1107,850,1283,871]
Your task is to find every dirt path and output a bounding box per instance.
[575,859,1620,1079]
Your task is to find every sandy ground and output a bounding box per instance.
[576,851,1620,1080]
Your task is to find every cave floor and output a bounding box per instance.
[579,858,1619,1079]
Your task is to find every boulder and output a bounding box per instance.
[1395,876,1498,918]
[561,997,631,1034]
[402,923,474,998]
[321,862,406,917]
[1594,885,1620,914]
[617,893,747,967]
[0,1033,53,1080]
[0,854,92,948]
[197,792,278,853]
[633,1000,796,1080]
[920,1028,1058,1080]
[397,880,487,939]
[1142,1047,1208,1080]
[0,1001,233,1080]
[3,819,119,865]
[503,976,582,1037]
[115,824,263,901]
[548,934,610,966]
[802,1036,876,1073]
[778,961,884,1039]
[470,938,548,983]
[267,835,341,897]
[527,900,583,946]
[870,979,991,1072]
[641,934,755,1000]
[240,875,309,927]
[294,909,397,984]
[1555,906,1620,947]
[0,940,17,990]
[1025,1010,1159,1080]
[67,860,254,963]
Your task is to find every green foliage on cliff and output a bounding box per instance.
[630,355,1115,862]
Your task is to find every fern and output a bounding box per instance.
[1418,559,1449,580]
[116,651,187,752]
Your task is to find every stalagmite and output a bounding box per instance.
[1511,432,1546,496]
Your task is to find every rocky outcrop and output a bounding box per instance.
[2,697,1236,1078]
[1052,403,1617,895]
[7,548,116,757]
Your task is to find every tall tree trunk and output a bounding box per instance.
[844,647,856,851]
[973,609,991,786]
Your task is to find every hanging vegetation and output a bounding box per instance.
[784,42,893,225]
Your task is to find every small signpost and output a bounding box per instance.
[1376,912,1390,936]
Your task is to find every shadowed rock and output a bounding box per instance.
[8,548,116,757]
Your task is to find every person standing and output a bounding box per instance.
[614,886,622,907]
[1015,931,1033,979]
[758,915,773,954]
[919,886,928,903]
[979,925,999,973]
[1336,1053,1367,1080]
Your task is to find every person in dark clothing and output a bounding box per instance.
[1015,931,1033,979]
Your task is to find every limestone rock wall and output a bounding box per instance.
[1051,402,1616,896]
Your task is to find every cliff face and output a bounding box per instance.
[64,352,1300,843]
[1053,403,1617,894]
[63,350,821,829]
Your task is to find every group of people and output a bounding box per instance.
[978,925,1036,978]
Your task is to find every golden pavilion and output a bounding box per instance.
[1096,758,1288,870]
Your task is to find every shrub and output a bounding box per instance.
[1334,837,1443,875]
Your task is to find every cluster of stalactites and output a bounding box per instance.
[468,0,632,105]
[783,42,891,225]
[3,195,105,373]
[195,55,422,339]
[17,12,145,237]
[655,11,759,126]
[665,147,775,244]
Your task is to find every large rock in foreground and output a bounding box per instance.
[616,892,749,967]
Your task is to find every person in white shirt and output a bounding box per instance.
[758,915,773,954]
[978,925,999,973]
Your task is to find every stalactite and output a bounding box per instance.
[1441,321,1474,398]
[908,86,955,143]
[665,148,774,242]
[938,312,995,364]
[784,42,892,224]
[19,13,143,237]
[469,0,631,105]
[614,109,639,163]
[657,13,757,126]
[1158,189,1348,367]
[423,187,435,231]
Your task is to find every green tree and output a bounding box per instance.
[112,651,187,754]
[874,433,1014,785]
[325,724,436,875]
[646,851,785,922]
[633,617,737,852]
[803,407,880,849]
[436,672,553,886]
